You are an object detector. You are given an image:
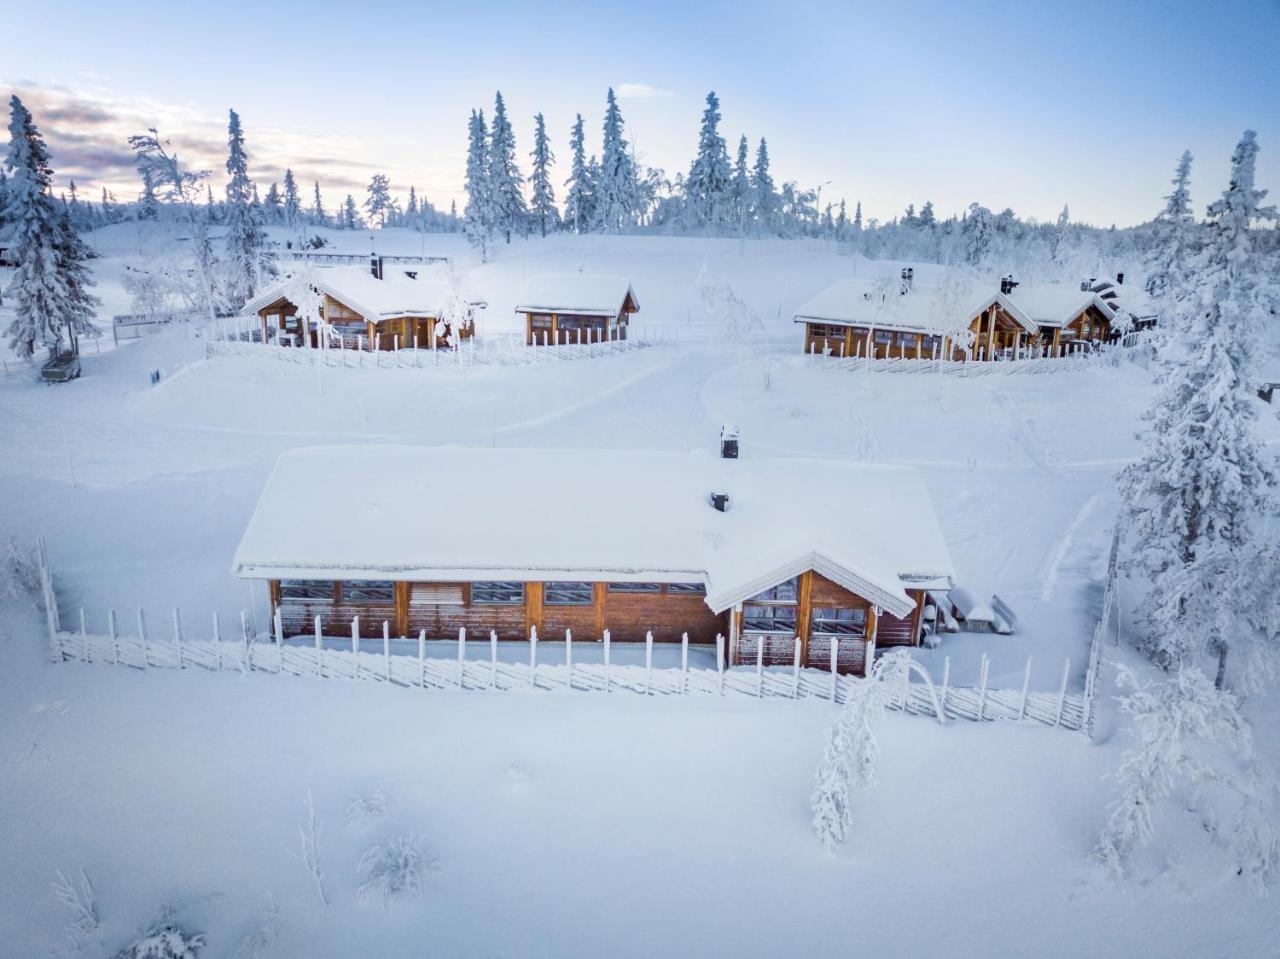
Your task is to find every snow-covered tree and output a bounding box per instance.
[2,95,75,357]
[364,173,393,229]
[222,109,272,309]
[341,194,360,230]
[282,168,302,230]
[130,127,223,322]
[563,113,593,234]
[1120,130,1279,687]
[528,111,557,237]
[750,137,776,234]
[487,92,526,243]
[812,650,914,853]
[355,834,437,906]
[1144,150,1196,302]
[962,202,996,265]
[310,181,327,227]
[262,181,282,223]
[53,207,100,344]
[852,201,862,235]
[685,91,732,231]
[463,108,491,257]
[114,909,205,959]
[731,134,751,232]
[919,200,936,228]
[594,88,638,233]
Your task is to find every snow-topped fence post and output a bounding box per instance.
[830,638,839,702]
[756,637,765,698]
[274,608,284,672]
[419,630,428,687]
[940,656,950,716]
[351,616,360,680]
[681,632,689,694]
[240,610,251,673]
[603,629,612,693]
[792,635,802,698]
[976,653,989,720]
[1054,659,1071,727]
[314,615,323,677]
[137,609,148,670]
[212,611,221,670]
[109,609,119,666]
[645,631,654,695]
[715,633,724,695]
[79,609,89,664]
[529,626,538,688]
[383,621,391,682]
[565,628,573,691]
[173,608,184,669]
[457,627,467,688]
[489,630,498,689]
[1018,657,1033,721]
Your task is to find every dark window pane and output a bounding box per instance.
[743,603,797,633]
[472,581,524,605]
[545,582,593,605]
[667,583,706,595]
[750,577,798,603]
[339,580,395,603]
[609,582,662,593]
[280,580,333,602]
[811,607,867,636]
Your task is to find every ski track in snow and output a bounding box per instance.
[1040,492,1104,602]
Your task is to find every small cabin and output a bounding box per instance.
[242,258,478,350]
[232,446,955,676]
[515,274,639,346]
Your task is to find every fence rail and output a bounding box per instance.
[208,316,669,369]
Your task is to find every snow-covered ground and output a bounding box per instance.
[2,231,1278,956]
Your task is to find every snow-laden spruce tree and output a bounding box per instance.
[962,203,997,266]
[750,138,776,235]
[1120,129,1279,687]
[685,91,733,232]
[812,650,913,853]
[731,135,751,233]
[341,194,360,230]
[365,174,393,229]
[528,112,557,238]
[281,168,302,230]
[310,181,326,227]
[53,207,100,344]
[463,109,492,258]
[563,113,593,235]
[223,109,271,309]
[487,92,526,243]
[594,88,639,233]
[1144,150,1197,304]
[3,95,74,358]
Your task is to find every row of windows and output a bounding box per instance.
[280,580,706,606]
[742,605,868,637]
[810,326,942,353]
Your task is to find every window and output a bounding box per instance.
[811,607,867,636]
[279,580,334,602]
[530,315,552,329]
[898,333,920,350]
[750,578,798,603]
[609,582,662,593]
[545,581,593,605]
[921,335,941,354]
[472,581,524,604]
[743,603,798,634]
[875,330,893,344]
[339,580,395,603]
[667,582,706,595]
[409,583,464,606]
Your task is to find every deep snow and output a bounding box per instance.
[2,229,1278,956]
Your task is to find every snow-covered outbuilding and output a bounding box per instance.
[242,257,477,350]
[233,446,954,674]
[514,274,638,345]
[794,273,1114,360]
[1083,275,1158,333]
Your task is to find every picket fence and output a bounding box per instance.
[809,331,1147,377]
[36,544,1093,730]
[209,316,671,369]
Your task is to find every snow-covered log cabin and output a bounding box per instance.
[243,258,477,350]
[795,274,1116,360]
[232,446,955,675]
[515,274,638,346]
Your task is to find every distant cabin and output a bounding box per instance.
[232,446,955,676]
[1083,275,1158,334]
[515,275,638,346]
[794,274,1115,361]
[242,257,478,350]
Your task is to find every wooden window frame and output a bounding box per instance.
[471,581,525,605]
[544,581,594,606]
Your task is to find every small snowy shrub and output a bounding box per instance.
[287,790,328,906]
[345,787,387,828]
[232,893,278,959]
[113,907,204,959]
[355,834,437,907]
[0,537,41,603]
[52,867,98,949]
[811,650,912,853]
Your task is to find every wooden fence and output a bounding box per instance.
[208,316,670,368]
[35,544,1091,729]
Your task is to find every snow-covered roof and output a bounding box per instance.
[792,277,1018,334]
[243,265,456,320]
[514,274,639,318]
[232,447,954,619]
[1089,278,1158,320]
[1003,285,1112,329]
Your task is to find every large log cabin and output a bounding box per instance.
[232,446,955,676]
[515,274,638,346]
[242,259,478,350]
[795,274,1116,361]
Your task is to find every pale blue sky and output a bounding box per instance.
[4,0,1278,225]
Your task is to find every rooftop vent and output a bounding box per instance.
[369,253,383,280]
[999,274,1019,295]
[709,492,730,513]
[900,266,914,294]
[720,426,739,459]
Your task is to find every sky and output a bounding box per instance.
[3,0,1278,227]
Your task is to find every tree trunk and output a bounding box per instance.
[1214,639,1228,690]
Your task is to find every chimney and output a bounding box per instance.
[369,253,383,280]
[899,266,914,294]
[709,492,730,513]
[1116,272,1125,286]
[1000,275,1019,295]
[720,426,739,459]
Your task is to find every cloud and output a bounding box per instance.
[1,79,463,206]
[615,83,674,100]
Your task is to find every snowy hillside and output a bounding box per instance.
[2,229,1279,957]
